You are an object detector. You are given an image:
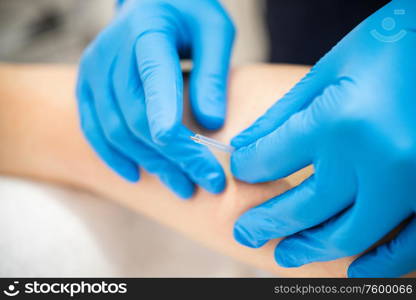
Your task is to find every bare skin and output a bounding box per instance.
[1,63,412,277]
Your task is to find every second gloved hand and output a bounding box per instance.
[77,0,235,197]
[231,0,416,277]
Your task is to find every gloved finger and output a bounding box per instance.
[231,64,332,148]
[76,79,139,182]
[231,79,351,183]
[231,106,315,183]
[189,11,235,130]
[274,192,410,268]
[234,163,356,248]
[348,217,416,278]
[111,46,195,198]
[135,31,183,144]
[131,143,195,199]
[113,43,225,195]
[90,59,194,198]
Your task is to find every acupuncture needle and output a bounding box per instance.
[190,134,235,153]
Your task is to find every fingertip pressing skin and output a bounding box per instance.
[119,166,141,183]
[8,63,416,278]
[197,114,225,131]
[347,263,369,278]
[150,124,181,146]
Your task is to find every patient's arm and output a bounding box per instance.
[0,63,351,277]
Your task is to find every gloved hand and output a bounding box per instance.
[77,0,235,198]
[231,0,416,277]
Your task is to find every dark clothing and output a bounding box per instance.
[266,0,390,65]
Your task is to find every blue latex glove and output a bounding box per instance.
[231,0,416,277]
[76,0,235,198]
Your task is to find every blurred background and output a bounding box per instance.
[0,0,268,64]
[0,0,268,277]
